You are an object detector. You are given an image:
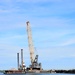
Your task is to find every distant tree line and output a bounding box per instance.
[55,69,75,74]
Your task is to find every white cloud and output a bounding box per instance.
[0,0,11,2]
[60,38,75,46]
[15,0,62,3]
[0,22,25,31]
[37,46,75,63]
[26,17,74,30]
[0,0,62,3]
[0,8,21,13]
[0,10,9,13]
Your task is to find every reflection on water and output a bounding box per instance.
[0,73,75,75]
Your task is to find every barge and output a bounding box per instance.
[4,70,26,74]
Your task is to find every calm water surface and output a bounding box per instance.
[0,73,75,75]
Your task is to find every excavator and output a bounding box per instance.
[26,21,42,71]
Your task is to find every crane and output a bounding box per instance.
[26,21,35,64]
[26,21,42,70]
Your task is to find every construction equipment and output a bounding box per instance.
[17,53,19,70]
[17,49,26,71]
[26,21,42,70]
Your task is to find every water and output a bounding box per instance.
[0,73,75,75]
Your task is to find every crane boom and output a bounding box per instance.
[26,21,42,70]
[26,21,35,64]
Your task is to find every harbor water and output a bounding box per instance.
[0,73,75,75]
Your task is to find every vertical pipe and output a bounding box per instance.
[21,49,23,70]
[17,53,19,70]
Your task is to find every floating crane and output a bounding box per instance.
[26,21,42,70]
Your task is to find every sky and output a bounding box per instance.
[0,0,75,70]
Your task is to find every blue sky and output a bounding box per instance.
[0,0,75,70]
